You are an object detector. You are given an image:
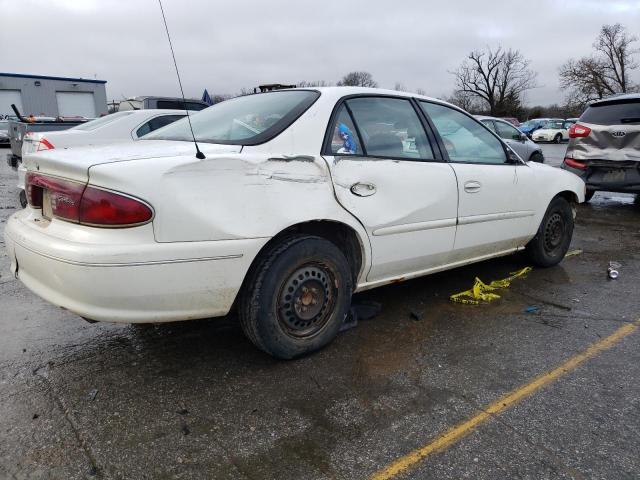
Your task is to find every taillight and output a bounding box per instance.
[79,187,153,226]
[36,137,55,151]
[26,173,153,227]
[564,158,587,170]
[568,124,591,138]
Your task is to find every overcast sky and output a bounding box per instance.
[2,0,639,105]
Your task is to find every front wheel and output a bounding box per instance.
[238,235,353,359]
[526,196,574,267]
[553,134,562,144]
[529,151,544,163]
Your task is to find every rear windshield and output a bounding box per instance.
[580,100,640,125]
[72,111,135,131]
[144,90,320,145]
[156,100,208,111]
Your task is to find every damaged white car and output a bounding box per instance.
[4,87,585,359]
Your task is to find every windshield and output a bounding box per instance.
[580,100,640,125]
[71,111,135,131]
[144,90,320,145]
[542,120,564,129]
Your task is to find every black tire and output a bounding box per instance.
[19,190,27,208]
[584,190,596,202]
[238,235,353,359]
[553,134,563,144]
[526,196,574,267]
[529,151,544,163]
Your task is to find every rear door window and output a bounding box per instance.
[345,97,434,160]
[580,100,640,125]
[136,114,185,137]
[481,119,497,132]
[328,105,362,155]
[495,121,522,140]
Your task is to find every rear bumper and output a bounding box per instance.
[4,210,268,323]
[561,162,640,193]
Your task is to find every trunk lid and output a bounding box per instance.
[22,140,242,183]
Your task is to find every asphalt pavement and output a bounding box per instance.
[1,144,639,480]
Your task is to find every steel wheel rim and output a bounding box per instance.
[277,264,336,338]
[543,212,565,253]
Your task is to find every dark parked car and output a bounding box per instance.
[561,93,640,201]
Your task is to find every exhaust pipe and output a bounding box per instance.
[11,104,28,123]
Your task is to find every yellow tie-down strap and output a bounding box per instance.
[450,267,532,305]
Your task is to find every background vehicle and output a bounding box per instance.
[532,119,570,143]
[519,118,558,138]
[5,106,90,167]
[15,109,189,207]
[0,119,10,146]
[5,87,584,359]
[117,96,209,112]
[562,93,640,202]
[476,115,544,162]
[500,117,520,127]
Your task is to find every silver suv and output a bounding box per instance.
[562,93,640,201]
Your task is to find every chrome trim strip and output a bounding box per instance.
[458,210,535,226]
[372,218,457,236]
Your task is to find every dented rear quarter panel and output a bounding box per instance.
[566,122,640,161]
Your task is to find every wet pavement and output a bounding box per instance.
[1,146,639,480]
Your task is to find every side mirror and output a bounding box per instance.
[519,132,527,141]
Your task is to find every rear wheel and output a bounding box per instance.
[526,196,574,267]
[238,235,353,359]
[553,133,562,144]
[529,151,544,163]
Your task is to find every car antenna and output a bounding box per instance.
[157,0,205,159]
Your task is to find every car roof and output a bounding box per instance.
[279,86,462,111]
[590,92,640,106]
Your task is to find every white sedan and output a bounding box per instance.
[17,109,190,205]
[4,87,585,359]
[531,120,572,143]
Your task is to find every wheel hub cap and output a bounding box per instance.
[544,213,564,252]
[278,265,334,337]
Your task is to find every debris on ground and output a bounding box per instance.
[565,249,583,257]
[341,300,383,332]
[176,408,189,415]
[88,389,98,401]
[524,305,540,314]
[607,261,620,279]
[32,413,39,420]
[181,424,191,436]
[450,267,532,305]
[409,310,424,321]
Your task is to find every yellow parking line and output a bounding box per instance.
[370,319,640,480]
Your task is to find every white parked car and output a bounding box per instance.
[531,119,572,143]
[17,109,190,206]
[5,88,585,359]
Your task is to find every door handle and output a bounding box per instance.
[350,182,376,197]
[464,181,481,193]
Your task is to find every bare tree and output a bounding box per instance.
[415,88,427,96]
[444,90,483,113]
[337,71,378,88]
[451,46,537,116]
[394,82,407,92]
[297,80,333,87]
[559,24,639,106]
